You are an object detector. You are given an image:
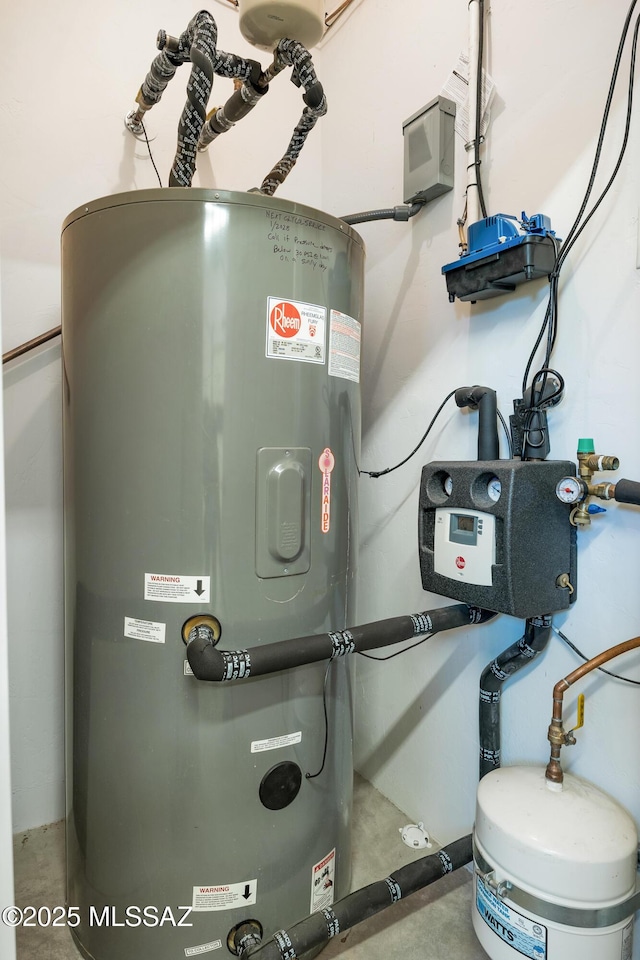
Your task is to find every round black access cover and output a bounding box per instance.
[259,761,302,810]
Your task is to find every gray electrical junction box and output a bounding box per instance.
[402,96,456,204]
[418,459,578,619]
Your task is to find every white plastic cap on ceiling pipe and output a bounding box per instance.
[238,0,325,50]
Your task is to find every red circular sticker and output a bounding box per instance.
[319,448,335,473]
[270,301,302,339]
[455,556,466,570]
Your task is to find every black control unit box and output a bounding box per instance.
[418,459,578,619]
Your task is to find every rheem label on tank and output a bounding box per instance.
[266,297,326,364]
[476,877,547,958]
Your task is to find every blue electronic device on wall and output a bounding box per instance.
[442,212,558,303]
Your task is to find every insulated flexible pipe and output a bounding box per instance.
[240,835,473,959]
[129,11,263,186]
[454,385,499,461]
[545,634,640,784]
[479,616,553,779]
[187,604,495,681]
[340,203,425,226]
[198,74,267,150]
[614,478,640,506]
[259,39,327,196]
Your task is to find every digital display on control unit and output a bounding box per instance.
[449,513,478,545]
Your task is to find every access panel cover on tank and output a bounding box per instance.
[61,189,364,960]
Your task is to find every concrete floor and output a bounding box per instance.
[12,775,489,960]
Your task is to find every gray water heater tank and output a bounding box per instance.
[61,189,365,960]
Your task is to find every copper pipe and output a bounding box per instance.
[325,0,355,28]
[3,326,61,365]
[545,635,640,783]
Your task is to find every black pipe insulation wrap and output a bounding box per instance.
[259,39,327,196]
[479,615,552,780]
[302,81,324,111]
[187,604,495,681]
[139,11,214,109]
[134,11,269,185]
[614,478,640,506]
[243,835,473,960]
[199,76,268,149]
[454,386,499,461]
[139,51,182,109]
[168,11,218,187]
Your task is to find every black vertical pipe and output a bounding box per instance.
[479,615,552,779]
[454,385,499,460]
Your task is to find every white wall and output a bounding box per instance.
[320,0,640,850]
[0,274,16,960]
[0,0,322,832]
[2,0,640,917]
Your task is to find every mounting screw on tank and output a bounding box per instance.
[181,614,222,646]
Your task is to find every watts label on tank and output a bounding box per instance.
[476,877,547,958]
[144,573,211,604]
[266,296,326,364]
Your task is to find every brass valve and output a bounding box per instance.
[559,439,621,527]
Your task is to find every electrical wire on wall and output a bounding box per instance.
[519,0,640,452]
[140,121,163,187]
[554,627,640,686]
[360,387,512,478]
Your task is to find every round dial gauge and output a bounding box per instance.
[487,477,502,502]
[556,476,583,504]
[444,475,453,496]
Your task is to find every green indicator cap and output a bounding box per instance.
[577,438,595,454]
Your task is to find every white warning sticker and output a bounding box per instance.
[266,297,326,364]
[311,849,335,913]
[144,573,210,604]
[251,732,302,753]
[329,310,361,383]
[184,940,222,957]
[192,880,257,913]
[124,617,166,644]
[184,660,194,677]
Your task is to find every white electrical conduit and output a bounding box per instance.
[467,0,481,226]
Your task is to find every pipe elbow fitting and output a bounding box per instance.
[545,757,564,784]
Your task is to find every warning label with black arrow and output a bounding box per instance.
[192,879,257,911]
[144,573,211,604]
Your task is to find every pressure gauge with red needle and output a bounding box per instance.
[555,476,584,504]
